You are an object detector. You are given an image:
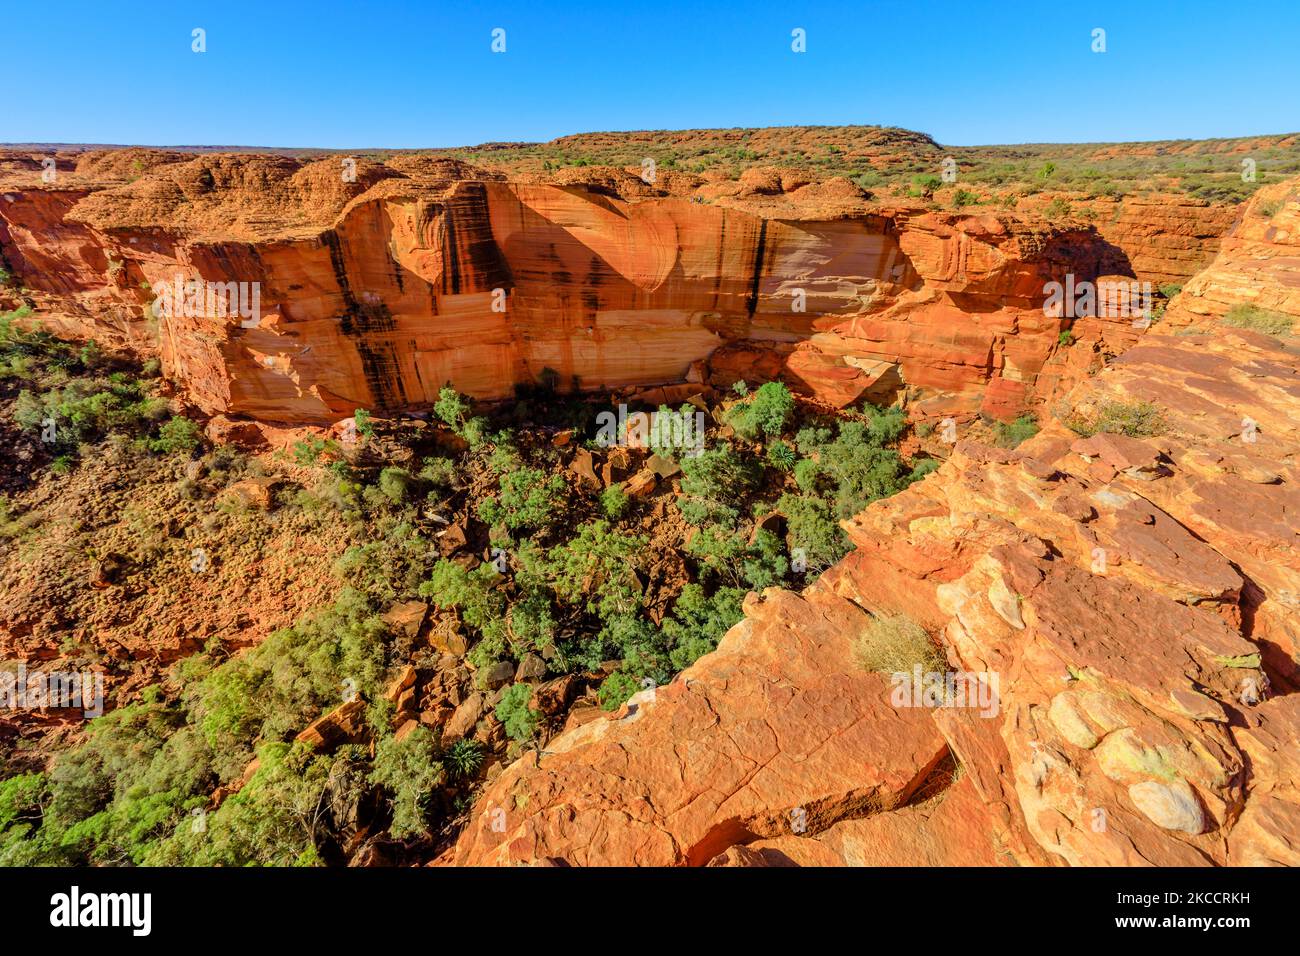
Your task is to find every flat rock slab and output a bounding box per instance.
[450,587,948,866]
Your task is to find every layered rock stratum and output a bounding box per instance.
[0,139,1254,426]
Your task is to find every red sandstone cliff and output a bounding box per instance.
[1164,179,1300,326]
[0,150,1234,425]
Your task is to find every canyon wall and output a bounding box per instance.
[1164,179,1300,325]
[0,152,1236,425]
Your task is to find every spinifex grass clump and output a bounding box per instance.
[854,612,945,676]
[1065,400,1167,439]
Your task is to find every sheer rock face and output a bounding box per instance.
[1091,194,1240,289]
[1,151,1201,424]
[1164,180,1300,325]
[448,329,1299,867]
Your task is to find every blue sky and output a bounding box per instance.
[8,0,1298,148]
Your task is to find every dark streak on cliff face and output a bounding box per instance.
[355,339,408,411]
[440,204,462,296]
[321,228,403,412]
[450,184,514,295]
[745,219,768,318]
[321,229,362,335]
[710,210,727,309]
[387,239,405,294]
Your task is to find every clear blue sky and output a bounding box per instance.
[8,0,1298,148]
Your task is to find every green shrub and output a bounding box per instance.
[292,436,338,465]
[737,381,795,438]
[12,371,175,457]
[814,420,912,518]
[778,493,850,571]
[443,739,484,780]
[792,456,828,494]
[185,587,387,781]
[600,483,629,519]
[478,466,567,531]
[419,561,507,652]
[0,773,47,833]
[353,408,375,438]
[863,404,907,445]
[547,520,646,621]
[148,416,202,455]
[376,466,416,504]
[433,386,471,429]
[767,440,797,471]
[597,672,640,711]
[661,584,745,670]
[1043,197,1072,220]
[678,446,761,513]
[908,458,941,481]
[910,174,942,198]
[495,683,541,741]
[370,727,444,839]
[485,432,523,475]
[335,521,437,605]
[994,414,1039,448]
[147,741,339,866]
[418,456,457,488]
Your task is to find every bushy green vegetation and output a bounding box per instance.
[766,440,796,471]
[0,578,469,865]
[478,466,567,531]
[599,483,629,518]
[728,380,796,439]
[597,672,641,711]
[370,727,444,839]
[767,402,934,570]
[495,683,541,741]
[434,385,490,448]
[994,414,1039,448]
[3,307,203,467]
[0,370,933,865]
